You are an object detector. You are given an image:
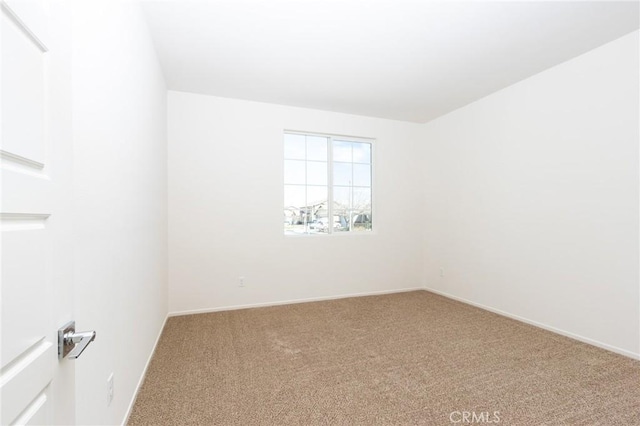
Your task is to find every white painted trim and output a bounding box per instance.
[423,286,640,361]
[0,213,50,220]
[10,391,47,426]
[0,339,51,387]
[169,287,424,317]
[284,129,375,142]
[0,1,48,52]
[0,150,45,170]
[121,314,169,426]
[0,213,50,231]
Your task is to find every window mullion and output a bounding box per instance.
[327,137,333,235]
[304,137,308,234]
[350,143,354,233]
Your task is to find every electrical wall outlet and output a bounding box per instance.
[107,373,114,406]
[239,276,245,287]
[439,267,445,278]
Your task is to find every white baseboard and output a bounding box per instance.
[168,287,424,317]
[423,286,640,361]
[121,313,169,426]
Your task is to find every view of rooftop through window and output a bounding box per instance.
[284,132,373,235]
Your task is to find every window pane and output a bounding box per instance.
[333,186,351,214]
[329,185,351,233]
[333,162,352,186]
[284,160,305,184]
[353,163,371,187]
[333,214,350,232]
[333,140,352,162]
[351,210,372,232]
[284,133,305,160]
[352,187,371,211]
[284,185,305,209]
[306,136,327,161]
[352,142,371,164]
[307,161,327,185]
[285,185,308,234]
[307,185,327,206]
[306,186,327,233]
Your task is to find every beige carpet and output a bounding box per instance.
[128,291,640,425]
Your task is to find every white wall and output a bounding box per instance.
[421,31,640,358]
[168,92,424,314]
[71,2,168,424]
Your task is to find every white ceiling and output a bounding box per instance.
[141,1,639,123]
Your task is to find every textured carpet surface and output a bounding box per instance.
[128,291,640,425]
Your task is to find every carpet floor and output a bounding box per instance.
[128,291,640,425]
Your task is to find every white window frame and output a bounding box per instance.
[284,130,375,236]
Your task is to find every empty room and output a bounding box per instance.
[1,0,639,425]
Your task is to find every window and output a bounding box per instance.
[284,132,373,235]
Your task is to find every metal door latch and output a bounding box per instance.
[58,321,96,359]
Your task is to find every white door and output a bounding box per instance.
[1,1,76,424]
